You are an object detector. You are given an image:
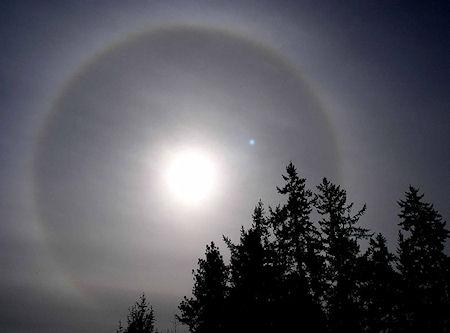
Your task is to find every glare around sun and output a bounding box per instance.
[166,149,216,205]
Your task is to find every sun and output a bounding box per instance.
[166,149,217,205]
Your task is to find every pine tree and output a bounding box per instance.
[268,163,326,331]
[116,294,157,333]
[224,202,275,332]
[360,233,398,332]
[396,186,449,332]
[177,242,228,333]
[272,162,325,301]
[315,178,370,332]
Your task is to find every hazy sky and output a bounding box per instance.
[1,1,449,332]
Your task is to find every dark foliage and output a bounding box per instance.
[114,165,449,332]
[269,163,326,332]
[174,164,449,332]
[177,242,228,333]
[315,177,371,332]
[116,294,156,333]
[396,187,450,332]
[224,202,274,332]
[360,233,398,332]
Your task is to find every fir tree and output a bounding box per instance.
[315,178,370,332]
[396,186,449,332]
[116,294,157,333]
[268,163,326,331]
[224,202,277,332]
[272,162,325,301]
[175,167,449,333]
[177,242,228,333]
[360,233,398,332]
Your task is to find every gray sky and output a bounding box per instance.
[1,1,449,332]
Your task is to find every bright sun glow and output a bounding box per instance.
[166,149,216,205]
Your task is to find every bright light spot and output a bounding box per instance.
[166,149,216,205]
[249,139,256,145]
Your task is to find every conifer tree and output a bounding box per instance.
[360,233,398,332]
[175,168,450,333]
[396,186,449,331]
[224,202,273,332]
[177,242,228,333]
[315,178,370,332]
[268,163,326,331]
[116,294,157,333]
[268,164,324,296]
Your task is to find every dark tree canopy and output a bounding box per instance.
[224,202,274,332]
[116,294,156,333]
[396,186,450,331]
[314,177,371,332]
[105,163,450,333]
[177,168,449,333]
[360,233,398,332]
[268,163,326,332]
[271,163,324,300]
[177,242,228,333]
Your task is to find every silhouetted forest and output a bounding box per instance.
[117,163,450,332]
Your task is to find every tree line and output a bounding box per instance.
[116,163,449,332]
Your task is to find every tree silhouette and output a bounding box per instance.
[224,202,278,332]
[360,233,398,332]
[272,163,325,300]
[396,186,450,332]
[268,163,326,331]
[176,164,449,333]
[116,294,157,333]
[315,177,370,332]
[177,242,228,333]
